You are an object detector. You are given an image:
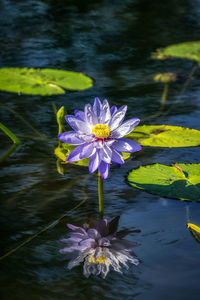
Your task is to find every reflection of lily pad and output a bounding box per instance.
[153,41,200,64]
[126,125,200,147]
[0,68,93,95]
[128,163,200,201]
[54,143,131,168]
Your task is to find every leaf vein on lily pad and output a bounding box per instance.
[0,68,93,95]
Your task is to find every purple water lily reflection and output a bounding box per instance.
[60,216,140,278]
[58,97,142,179]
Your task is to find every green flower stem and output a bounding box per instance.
[0,122,20,144]
[0,123,21,163]
[0,144,18,163]
[98,172,104,219]
[160,83,168,108]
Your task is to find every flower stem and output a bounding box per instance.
[98,172,104,219]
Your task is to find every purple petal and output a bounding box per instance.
[100,99,111,124]
[96,219,109,236]
[67,224,81,231]
[111,149,124,164]
[67,224,86,235]
[111,118,140,138]
[99,145,112,164]
[85,104,98,125]
[89,151,100,173]
[109,105,127,131]
[112,138,142,153]
[98,161,110,179]
[58,131,85,145]
[80,143,96,159]
[110,105,117,116]
[87,228,100,239]
[74,110,85,121]
[79,238,95,250]
[93,97,102,118]
[98,238,111,246]
[67,144,85,161]
[65,115,91,135]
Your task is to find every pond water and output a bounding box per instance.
[0,0,200,299]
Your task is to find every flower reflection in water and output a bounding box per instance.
[60,216,140,278]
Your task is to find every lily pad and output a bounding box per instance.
[127,163,200,201]
[126,125,200,147]
[153,41,200,64]
[0,68,93,95]
[54,143,130,168]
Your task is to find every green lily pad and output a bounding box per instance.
[54,143,131,168]
[0,68,93,95]
[128,163,200,201]
[126,125,200,147]
[153,41,200,64]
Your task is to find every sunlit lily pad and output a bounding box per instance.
[126,125,200,147]
[153,41,200,64]
[54,144,131,168]
[0,68,93,95]
[128,163,200,201]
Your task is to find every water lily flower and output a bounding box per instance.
[60,216,140,278]
[58,97,142,179]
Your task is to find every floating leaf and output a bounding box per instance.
[187,222,200,243]
[187,223,200,233]
[126,125,200,147]
[0,68,93,95]
[153,41,200,64]
[54,144,131,168]
[127,163,200,201]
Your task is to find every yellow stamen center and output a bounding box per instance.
[92,124,110,139]
[88,253,109,264]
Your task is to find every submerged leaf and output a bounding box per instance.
[127,163,200,201]
[153,41,200,64]
[126,125,200,147]
[0,68,93,95]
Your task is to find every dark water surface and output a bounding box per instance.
[1,0,200,299]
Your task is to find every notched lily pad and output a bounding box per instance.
[126,125,200,147]
[127,163,200,201]
[152,41,200,64]
[0,68,93,95]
